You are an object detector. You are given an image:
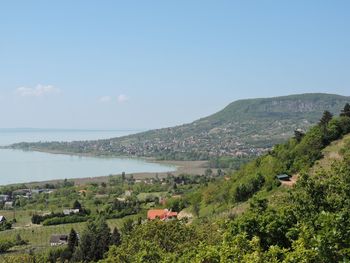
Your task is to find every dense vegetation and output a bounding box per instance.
[1,103,350,262]
[9,93,350,161]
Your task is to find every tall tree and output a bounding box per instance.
[294,129,305,142]
[68,228,79,253]
[319,110,333,127]
[74,217,111,262]
[72,200,82,210]
[110,227,122,246]
[340,103,350,117]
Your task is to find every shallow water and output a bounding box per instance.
[0,129,174,185]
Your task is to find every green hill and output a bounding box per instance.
[10,93,350,160]
[100,103,350,262]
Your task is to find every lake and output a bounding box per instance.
[0,129,175,186]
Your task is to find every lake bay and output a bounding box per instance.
[0,129,175,185]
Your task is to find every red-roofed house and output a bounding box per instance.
[147,209,178,221]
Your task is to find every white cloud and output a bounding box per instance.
[16,84,61,97]
[99,96,112,103]
[117,94,129,103]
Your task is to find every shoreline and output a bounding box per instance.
[0,148,209,187]
[21,160,209,187]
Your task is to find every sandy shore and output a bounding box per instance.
[22,160,210,187]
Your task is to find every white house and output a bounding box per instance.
[63,209,80,215]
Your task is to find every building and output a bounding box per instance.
[147,209,178,221]
[276,174,290,181]
[4,201,13,209]
[125,190,133,197]
[50,234,68,246]
[63,209,80,215]
[0,216,7,223]
[0,195,10,202]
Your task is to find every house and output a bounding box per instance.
[177,211,194,220]
[159,197,167,206]
[0,195,10,202]
[78,190,87,196]
[63,209,80,215]
[31,189,44,195]
[50,234,68,246]
[147,209,178,221]
[276,174,290,181]
[125,190,133,197]
[12,189,31,198]
[0,216,6,223]
[4,201,13,209]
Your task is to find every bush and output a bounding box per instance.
[43,215,88,226]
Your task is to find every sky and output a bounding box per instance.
[0,0,349,130]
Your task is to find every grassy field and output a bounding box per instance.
[0,215,138,255]
[0,209,36,227]
[137,191,167,202]
[310,133,350,174]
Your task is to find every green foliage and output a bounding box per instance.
[74,216,111,262]
[101,220,220,262]
[68,228,78,253]
[42,214,88,226]
[0,221,12,231]
[0,240,14,253]
[209,156,253,170]
[99,109,350,262]
[110,227,121,247]
[340,103,350,117]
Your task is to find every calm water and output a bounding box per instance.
[0,129,175,185]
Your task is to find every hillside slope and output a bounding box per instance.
[99,107,350,262]
[10,93,349,160]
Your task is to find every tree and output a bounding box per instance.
[68,228,79,253]
[319,110,333,127]
[205,168,213,177]
[74,217,111,262]
[110,227,121,246]
[121,172,126,181]
[121,218,134,235]
[72,200,82,210]
[340,103,350,117]
[193,202,200,217]
[294,129,305,142]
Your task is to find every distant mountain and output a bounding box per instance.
[10,93,350,160]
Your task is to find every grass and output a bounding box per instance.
[0,215,138,255]
[137,192,167,202]
[0,209,36,227]
[311,133,350,174]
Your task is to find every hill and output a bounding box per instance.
[10,93,350,160]
[2,105,350,262]
[100,103,350,262]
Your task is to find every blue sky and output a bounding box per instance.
[0,1,349,129]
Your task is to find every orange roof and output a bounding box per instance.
[147,209,178,220]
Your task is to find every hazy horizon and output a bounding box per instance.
[1,1,349,130]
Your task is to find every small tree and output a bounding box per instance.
[110,227,121,246]
[294,129,305,142]
[68,228,79,253]
[319,111,333,127]
[72,200,82,211]
[340,103,350,117]
[121,218,134,235]
[74,217,111,262]
[205,168,213,177]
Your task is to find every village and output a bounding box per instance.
[0,171,213,252]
